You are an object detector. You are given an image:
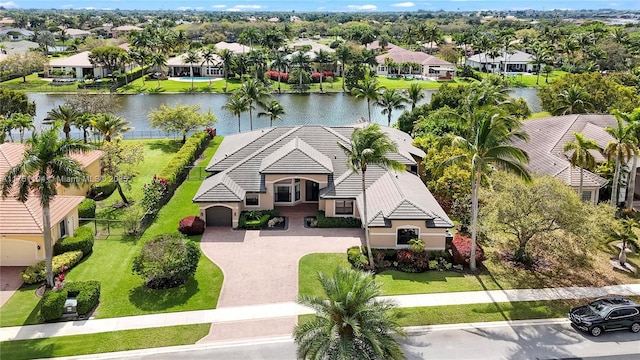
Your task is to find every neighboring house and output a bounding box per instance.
[0,143,103,266]
[110,25,142,39]
[511,114,629,205]
[215,41,253,54]
[62,28,92,39]
[0,18,16,28]
[366,40,400,52]
[193,125,453,250]
[0,40,39,55]
[0,28,34,41]
[47,45,135,79]
[282,39,341,74]
[465,50,537,73]
[167,51,223,78]
[375,47,456,80]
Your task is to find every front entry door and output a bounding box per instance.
[306,181,319,201]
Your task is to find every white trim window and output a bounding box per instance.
[59,218,68,238]
[335,200,354,216]
[397,227,419,245]
[581,191,592,202]
[245,193,259,206]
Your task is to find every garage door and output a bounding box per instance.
[0,239,38,266]
[206,206,232,227]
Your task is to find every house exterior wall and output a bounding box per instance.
[369,220,447,250]
[323,198,360,218]
[199,202,242,227]
[264,174,328,207]
[57,159,101,197]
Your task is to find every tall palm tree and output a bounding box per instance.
[605,115,637,207]
[554,85,594,115]
[406,83,424,111]
[223,93,250,133]
[239,26,260,49]
[247,50,267,80]
[335,45,352,92]
[290,51,312,91]
[338,124,406,267]
[447,106,531,271]
[217,48,234,91]
[314,49,332,93]
[129,47,151,85]
[74,113,93,144]
[615,109,640,210]
[90,113,131,142]
[184,50,201,90]
[9,113,34,142]
[530,42,551,85]
[563,132,599,200]
[44,105,81,140]
[239,78,270,131]
[1,128,90,287]
[270,50,289,94]
[258,100,285,127]
[422,23,443,54]
[377,89,407,127]
[200,45,217,86]
[294,267,406,360]
[351,72,384,123]
[150,52,167,88]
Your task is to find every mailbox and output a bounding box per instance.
[63,297,78,315]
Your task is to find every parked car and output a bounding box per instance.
[568,297,640,337]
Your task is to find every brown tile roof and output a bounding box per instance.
[0,195,84,234]
[0,143,102,178]
[376,47,454,67]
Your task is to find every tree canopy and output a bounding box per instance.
[148,103,217,142]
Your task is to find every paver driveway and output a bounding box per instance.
[0,267,23,307]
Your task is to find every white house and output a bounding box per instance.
[375,47,456,80]
[466,50,537,73]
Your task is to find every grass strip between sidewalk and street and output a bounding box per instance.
[0,324,210,360]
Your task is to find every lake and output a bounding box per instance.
[26,88,541,137]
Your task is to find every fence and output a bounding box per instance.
[80,218,126,238]
[185,166,208,180]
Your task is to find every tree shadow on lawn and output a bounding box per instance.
[0,338,54,360]
[128,278,199,311]
[382,269,466,283]
[146,139,183,153]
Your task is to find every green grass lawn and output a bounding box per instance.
[0,73,79,92]
[299,253,507,298]
[476,70,567,88]
[0,137,224,327]
[0,324,210,360]
[527,111,552,120]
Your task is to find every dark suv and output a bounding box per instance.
[568,297,640,337]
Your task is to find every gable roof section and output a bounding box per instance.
[0,195,84,234]
[193,173,245,202]
[49,51,92,67]
[376,48,454,68]
[260,137,333,174]
[1,143,102,176]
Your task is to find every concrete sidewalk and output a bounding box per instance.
[2,284,640,342]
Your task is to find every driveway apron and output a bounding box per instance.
[0,267,24,308]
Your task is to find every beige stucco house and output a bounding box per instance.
[0,143,102,266]
[375,47,456,80]
[193,125,453,250]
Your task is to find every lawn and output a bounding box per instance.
[0,137,225,327]
[0,73,79,92]
[527,111,552,119]
[299,253,505,298]
[476,70,567,88]
[0,324,210,360]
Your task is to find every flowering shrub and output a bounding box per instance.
[396,249,429,273]
[451,233,485,267]
[266,70,289,82]
[21,251,83,284]
[178,216,206,236]
[141,175,170,213]
[205,127,216,138]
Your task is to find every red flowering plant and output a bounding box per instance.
[205,127,216,138]
[141,175,170,213]
[53,266,69,291]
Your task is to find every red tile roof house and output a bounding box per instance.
[193,125,453,250]
[0,143,102,266]
[374,46,457,80]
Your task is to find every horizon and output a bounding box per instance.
[3,1,640,12]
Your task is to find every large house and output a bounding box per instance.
[0,143,103,266]
[193,125,453,250]
[110,25,142,39]
[167,51,223,78]
[466,50,537,73]
[215,41,253,54]
[511,114,632,205]
[46,44,134,79]
[0,28,33,41]
[375,47,456,80]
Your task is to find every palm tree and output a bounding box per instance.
[610,219,639,266]
[293,267,405,360]
[184,50,201,90]
[90,113,131,142]
[447,106,531,271]
[217,48,234,91]
[335,45,352,92]
[290,51,312,91]
[270,50,289,94]
[59,29,68,47]
[149,52,167,88]
[9,113,34,142]
[239,27,260,49]
[129,47,151,85]
[530,42,551,85]
[377,89,407,127]
[351,72,384,123]
[554,85,594,115]
[223,93,250,133]
[74,113,93,144]
[44,105,81,140]
[338,124,406,267]
[422,23,443,54]
[616,109,640,210]
[247,50,267,80]
[239,78,270,131]
[200,46,217,86]
[605,115,637,207]
[406,83,424,111]
[563,132,599,200]
[314,49,332,93]
[258,100,285,127]
[1,128,90,287]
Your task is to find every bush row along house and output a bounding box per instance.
[193,125,453,250]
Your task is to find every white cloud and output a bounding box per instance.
[391,2,415,7]
[84,6,95,9]
[60,4,73,8]
[347,4,377,11]
[177,6,191,10]
[226,8,240,12]
[0,1,18,8]
[211,4,226,8]
[234,5,263,9]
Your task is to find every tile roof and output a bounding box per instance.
[49,51,93,67]
[215,41,253,54]
[0,195,84,234]
[376,47,454,68]
[196,125,450,228]
[513,114,617,188]
[0,143,102,178]
[167,51,221,66]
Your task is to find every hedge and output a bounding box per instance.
[157,131,209,185]
[54,227,95,256]
[77,199,96,219]
[87,179,116,201]
[238,210,280,229]
[451,234,485,268]
[40,291,67,321]
[21,251,84,284]
[347,246,368,269]
[40,281,101,321]
[316,210,362,228]
[178,216,205,236]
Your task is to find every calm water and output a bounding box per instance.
[27,88,540,136]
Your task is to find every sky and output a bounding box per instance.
[1,0,639,12]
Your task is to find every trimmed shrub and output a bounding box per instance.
[65,281,101,315]
[157,131,209,185]
[347,246,368,270]
[238,209,279,229]
[396,249,429,273]
[451,233,485,268]
[77,199,96,219]
[40,290,66,321]
[132,234,201,289]
[316,211,362,228]
[87,180,116,201]
[21,251,84,284]
[178,216,206,236]
[54,227,95,256]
